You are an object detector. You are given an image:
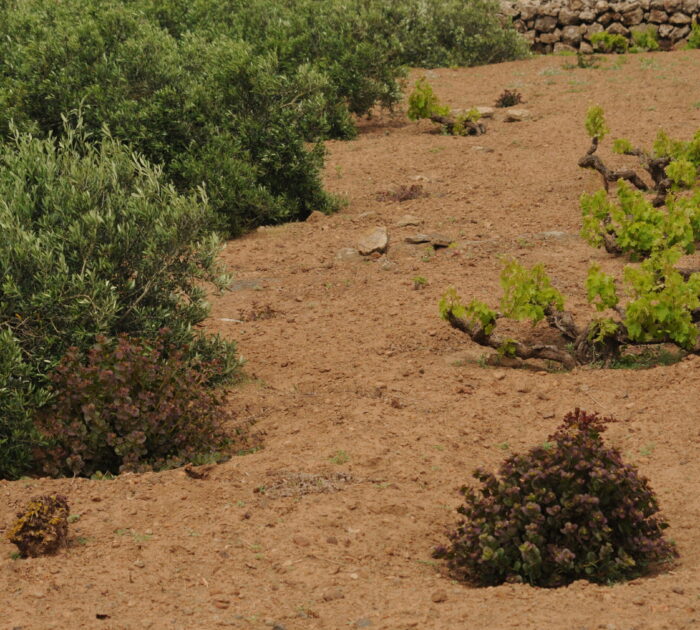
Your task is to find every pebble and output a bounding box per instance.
[493,370,506,381]
[322,588,345,602]
[292,535,310,547]
[431,589,448,603]
[355,619,373,628]
[396,215,422,227]
[133,559,145,568]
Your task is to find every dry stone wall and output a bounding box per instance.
[500,0,699,53]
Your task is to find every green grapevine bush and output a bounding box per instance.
[434,409,677,587]
[580,108,700,259]
[440,257,700,367]
[0,123,239,478]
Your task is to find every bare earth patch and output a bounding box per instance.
[2,51,700,629]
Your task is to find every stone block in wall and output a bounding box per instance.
[669,11,692,22]
[658,22,675,35]
[535,15,559,31]
[584,21,605,38]
[580,40,595,52]
[622,6,645,22]
[562,24,584,43]
[649,0,665,9]
[520,3,539,21]
[595,0,609,11]
[523,29,537,43]
[579,8,598,20]
[570,0,585,10]
[639,0,651,9]
[607,21,631,33]
[630,22,660,36]
[539,28,563,42]
[682,0,698,12]
[554,42,578,52]
[598,11,614,24]
[559,7,581,22]
[514,19,528,31]
[671,24,691,37]
[648,8,670,20]
[663,0,683,10]
[541,4,561,16]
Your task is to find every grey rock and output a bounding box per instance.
[396,214,422,227]
[504,108,531,122]
[622,6,644,23]
[535,15,559,30]
[670,23,691,37]
[355,620,373,629]
[659,21,675,35]
[336,247,362,262]
[559,7,580,23]
[520,3,539,21]
[429,234,454,248]
[539,28,562,43]
[648,8,669,20]
[607,21,631,34]
[669,10,692,22]
[405,233,432,244]
[475,106,496,118]
[562,24,583,43]
[357,226,388,255]
[587,20,605,34]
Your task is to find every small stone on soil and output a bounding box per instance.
[357,227,389,255]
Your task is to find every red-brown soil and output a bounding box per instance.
[2,51,700,630]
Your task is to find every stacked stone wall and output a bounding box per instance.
[500,0,699,53]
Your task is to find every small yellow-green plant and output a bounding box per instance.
[407,78,450,121]
[591,32,629,53]
[630,26,660,52]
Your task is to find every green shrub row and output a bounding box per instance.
[0,0,527,235]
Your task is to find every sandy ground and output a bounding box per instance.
[2,50,700,630]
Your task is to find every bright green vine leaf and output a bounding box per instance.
[586,265,619,311]
[585,105,608,141]
[499,260,564,323]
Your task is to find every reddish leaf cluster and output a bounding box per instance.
[35,332,234,477]
[434,409,677,587]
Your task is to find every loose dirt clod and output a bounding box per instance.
[258,471,356,498]
[6,494,70,558]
